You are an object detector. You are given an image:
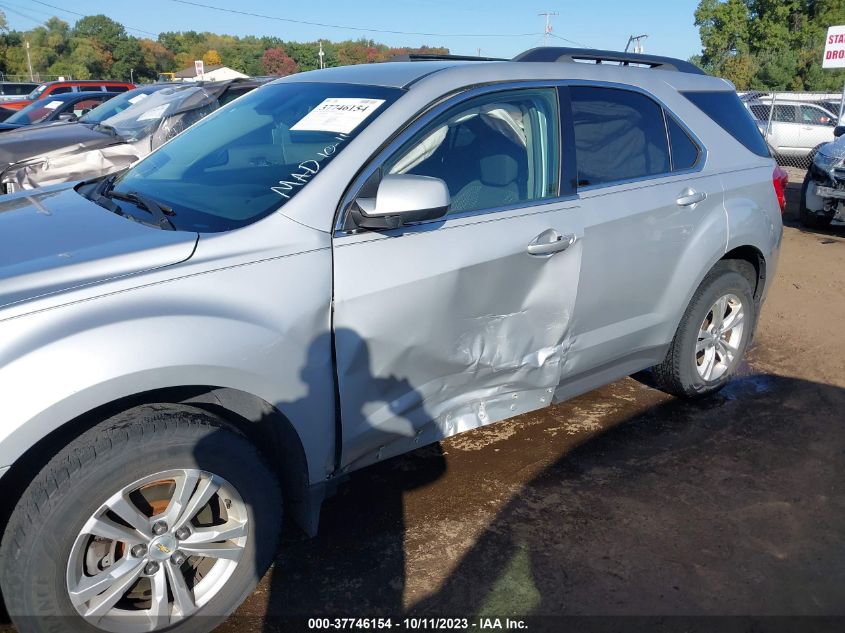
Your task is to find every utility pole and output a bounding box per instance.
[130,68,134,84]
[24,40,34,81]
[477,47,482,57]
[538,11,558,47]
[318,40,325,69]
[625,34,648,53]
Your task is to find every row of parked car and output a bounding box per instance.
[0,78,266,193]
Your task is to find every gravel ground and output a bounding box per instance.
[220,169,845,631]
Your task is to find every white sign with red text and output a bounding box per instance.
[194,59,204,77]
[823,25,845,68]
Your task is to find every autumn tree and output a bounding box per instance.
[202,49,222,66]
[261,47,298,76]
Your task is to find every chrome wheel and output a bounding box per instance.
[695,293,745,381]
[66,469,248,632]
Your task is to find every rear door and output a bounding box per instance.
[557,85,727,393]
[769,104,802,156]
[332,86,584,471]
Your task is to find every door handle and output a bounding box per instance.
[676,189,707,207]
[527,231,576,256]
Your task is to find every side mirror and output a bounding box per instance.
[353,174,450,230]
[57,111,76,121]
[834,125,845,138]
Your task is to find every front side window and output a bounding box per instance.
[384,88,560,214]
[113,82,402,232]
[801,105,835,126]
[570,86,669,187]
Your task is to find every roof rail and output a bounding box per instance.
[388,53,506,62]
[512,47,706,75]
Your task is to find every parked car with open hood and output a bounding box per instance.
[0,48,782,633]
[0,91,116,132]
[0,79,263,194]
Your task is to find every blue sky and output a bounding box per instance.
[5,0,705,61]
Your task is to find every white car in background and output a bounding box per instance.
[746,99,838,160]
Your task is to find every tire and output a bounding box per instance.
[652,261,756,399]
[799,172,834,229]
[0,404,282,633]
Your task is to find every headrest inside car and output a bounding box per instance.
[479,153,519,187]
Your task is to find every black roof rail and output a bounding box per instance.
[388,53,506,62]
[512,47,706,75]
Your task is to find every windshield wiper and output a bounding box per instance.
[107,190,177,231]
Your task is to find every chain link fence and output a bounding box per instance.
[740,90,844,170]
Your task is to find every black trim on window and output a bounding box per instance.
[557,86,577,196]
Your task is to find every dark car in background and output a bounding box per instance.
[0,78,266,193]
[0,91,116,132]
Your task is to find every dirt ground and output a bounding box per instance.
[217,171,845,631]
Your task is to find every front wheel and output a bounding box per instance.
[0,405,282,633]
[652,262,756,398]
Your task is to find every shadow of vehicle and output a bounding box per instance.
[215,371,845,632]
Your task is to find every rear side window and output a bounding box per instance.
[682,91,770,157]
[106,86,128,93]
[666,116,700,170]
[49,86,72,95]
[570,86,669,187]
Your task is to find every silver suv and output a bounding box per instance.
[0,48,784,632]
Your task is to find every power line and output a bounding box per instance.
[170,0,540,38]
[548,32,593,49]
[0,2,47,27]
[29,0,160,36]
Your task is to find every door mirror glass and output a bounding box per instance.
[354,174,450,230]
[834,125,845,138]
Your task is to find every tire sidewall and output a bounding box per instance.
[676,270,755,396]
[4,416,280,633]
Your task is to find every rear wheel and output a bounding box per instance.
[652,262,756,398]
[0,405,282,633]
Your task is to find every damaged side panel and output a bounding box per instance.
[332,201,584,472]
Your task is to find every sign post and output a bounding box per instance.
[194,59,204,81]
[822,25,845,119]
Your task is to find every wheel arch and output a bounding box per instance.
[0,386,322,540]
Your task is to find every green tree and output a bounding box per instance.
[695,0,845,90]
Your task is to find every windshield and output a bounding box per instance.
[5,98,65,124]
[98,85,214,142]
[26,84,48,100]
[80,85,171,125]
[113,82,402,232]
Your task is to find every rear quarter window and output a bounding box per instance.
[682,91,770,158]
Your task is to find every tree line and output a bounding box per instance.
[693,0,845,90]
[0,12,449,82]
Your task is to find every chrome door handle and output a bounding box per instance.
[527,231,576,256]
[676,189,707,207]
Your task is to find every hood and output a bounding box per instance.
[0,100,30,110]
[0,185,198,315]
[0,123,121,167]
[0,122,23,132]
[817,136,845,160]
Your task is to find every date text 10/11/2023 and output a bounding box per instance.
[307,618,529,630]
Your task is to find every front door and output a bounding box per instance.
[332,86,584,471]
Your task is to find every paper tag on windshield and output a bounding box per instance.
[137,104,169,121]
[44,100,63,110]
[291,98,385,134]
[128,93,148,105]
